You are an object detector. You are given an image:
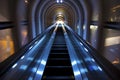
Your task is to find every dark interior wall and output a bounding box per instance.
[91,0,100,21]
[0,0,27,22]
[0,0,11,21]
[102,0,120,22]
[14,0,27,21]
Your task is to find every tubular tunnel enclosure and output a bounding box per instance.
[0,23,120,80]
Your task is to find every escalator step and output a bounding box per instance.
[49,53,69,58]
[41,28,75,80]
[43,66,73,76]
[42,76,74,80]
[50,50,68,53]
[49,58,69,60]
[51,48,67,50]
[47,58,71,66]
[46,66,72,68]
[50,52,68,54]
[52,44,67,47]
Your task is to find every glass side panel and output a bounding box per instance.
[0,28,14,62]
[104,28,120,69]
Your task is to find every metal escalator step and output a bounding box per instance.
[51,44,67,49]
[47,58,71,66]
[49,58,69,60]
[50,52,68,54]
[42,76,75,80]
[48,53,69,58]
[46,66,72,68]
[41,28,75,80]
[51,48,67,50]
[43,66,73,76]
[50,50,68,53]
[52,44,67,47]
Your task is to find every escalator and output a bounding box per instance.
[0,24,120,80]
[42,27,75,80]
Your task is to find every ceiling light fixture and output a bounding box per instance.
[56,0,63,3]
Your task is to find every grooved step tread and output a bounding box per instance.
[47,59,71,66]
[49,54,69,58]
[43,67,73,75]
[42,28,74,79]
[42,76,75,80]
[50,50,68,53]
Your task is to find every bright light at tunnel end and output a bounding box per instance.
[56,20,64,25]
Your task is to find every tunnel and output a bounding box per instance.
[0,0,120,80]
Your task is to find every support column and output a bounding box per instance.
[95,0,104,52]
[12,0,25,51]
[81,0,92,42]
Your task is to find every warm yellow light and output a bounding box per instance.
[58,14,62,16]
[25,0,28,3]
[105,36,120,46]
[56,20,64,24]
[112,58,119,64]
[90,25,98,29]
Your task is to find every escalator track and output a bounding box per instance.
[42,27,75,80]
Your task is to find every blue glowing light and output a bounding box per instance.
[92,58,95,62]
[72,60,77,66]
[85,58,95,62]
[74,70,81,76]
[56,0,59,3]
[84,47,88,52]
[27,57,33,61]
[60,0,63,3]
[20,56,25,60]
[93,66,98,70]
[32,67,37,72]
[36,70,43,75]
[89,65,102,71]
[80,42,83,46]
[12,63,18,68]
[41,60,46,65]
[80,68,88,73]
[85,57,91,61]
[36,60,41,63]
[28,77,33,80]
[77,60,82,64]
[98,66,102,71]
[34,41,38,44]
[56,0,63,3]
[20,65,27,70]
[29,46,33,50]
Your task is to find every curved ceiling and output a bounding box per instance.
[43,3,77,29]
[38,0,81,30]
[15,0,102,40]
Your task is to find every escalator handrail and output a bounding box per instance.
[65,24,120,80]
[0,25,55,76]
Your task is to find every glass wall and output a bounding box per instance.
[103,28,120,69]
[90,25,120,69]
[0,29,14,62]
